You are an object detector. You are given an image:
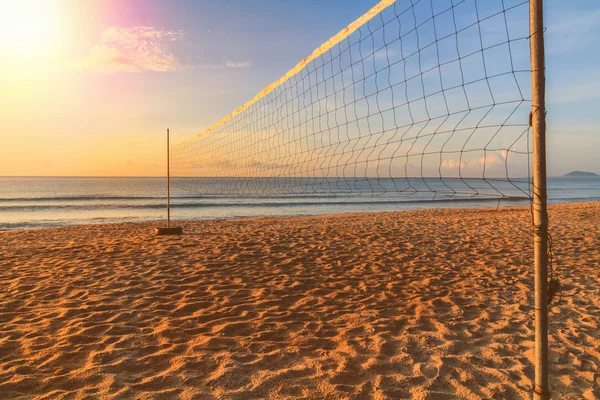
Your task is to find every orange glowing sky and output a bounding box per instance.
[0,0,598,177]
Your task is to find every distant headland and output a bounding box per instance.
[563,171,600,178]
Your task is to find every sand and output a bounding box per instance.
[0,202,598,399]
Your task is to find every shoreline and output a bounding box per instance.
[0,198,577,232]
[0,202,598,398]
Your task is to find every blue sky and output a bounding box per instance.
[0,0,598,176]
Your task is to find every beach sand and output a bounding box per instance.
[0,202,598,399]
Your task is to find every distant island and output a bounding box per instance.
[563,171,600,178]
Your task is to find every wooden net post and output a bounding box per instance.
[530,0,549,398]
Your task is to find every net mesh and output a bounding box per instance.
[171,0,532,201]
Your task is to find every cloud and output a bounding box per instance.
[546,8,600,55]
[195,61,252,69]
[226,61,252,68]
[548,124,598,136]
[548,79,600,104]
[441,150,510,173]
[72,26,186,73]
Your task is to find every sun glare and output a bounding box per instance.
[0,0,62,57]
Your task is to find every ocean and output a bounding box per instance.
[1,176,599,230]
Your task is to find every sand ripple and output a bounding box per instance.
[0,203,598,399]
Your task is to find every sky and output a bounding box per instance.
[0,0,598,177]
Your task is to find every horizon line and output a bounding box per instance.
[1,175,591,179]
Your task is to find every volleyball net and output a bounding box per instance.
[171,0,532,200]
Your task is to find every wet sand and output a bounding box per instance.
[0,202,598,399]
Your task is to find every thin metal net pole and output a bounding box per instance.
[167,128,171,228]
[530,0,549,398]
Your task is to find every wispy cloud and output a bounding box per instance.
[548,79,600,104]
[548,123,598,136]
[546,8,600,55]
[196,61,253,69]
[225,61,252,68]
[72,26,186,73]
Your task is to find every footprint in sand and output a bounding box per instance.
[420,362,439,379]
[419,356,443,379]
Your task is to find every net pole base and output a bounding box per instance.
[154,227,183,235]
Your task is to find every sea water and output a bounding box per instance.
[0,176,598,230]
